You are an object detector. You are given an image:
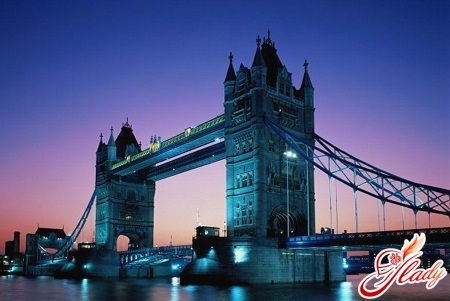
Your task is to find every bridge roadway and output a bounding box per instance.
[285,227,450,250]
[111,115,225,180]
[117,227,449,266]
[119,245,192,266]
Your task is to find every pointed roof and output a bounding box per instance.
[224,52,236,82]
[107,126,116,147]
[259,30,282,88]
[251,35,265,67]
[96,133,105,153]
[299,59,314,92]
[115,118,141,158]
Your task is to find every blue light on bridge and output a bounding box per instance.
[172,264,181,270]
[343,258,349,269]
[233,247,249,264]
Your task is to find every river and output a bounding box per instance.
[1,274,449,300]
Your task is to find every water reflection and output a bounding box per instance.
[80,278,88,301]
[1,275,448,301]
[337,281,355,301]
[170,277,180,301]
[229,286,248,300]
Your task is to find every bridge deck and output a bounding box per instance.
[111,115,224,177]
[285,227,450,250]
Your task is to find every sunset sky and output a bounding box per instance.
[1,1,449,254]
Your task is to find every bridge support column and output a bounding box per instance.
[180,237,346,285]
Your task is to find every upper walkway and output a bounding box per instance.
[111,115,225,180]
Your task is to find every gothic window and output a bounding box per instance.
[236,175,241,188]
[248,172,253,186]
[242,174,248,187]
[279,83,284,94]
[269,139,274,152]
[248,138,253,151]
[126,190,136,201]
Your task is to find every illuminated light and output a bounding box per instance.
[172,264,180,270]
[343,258,349,269]
[283,150,297,158]
[233,247,249,263]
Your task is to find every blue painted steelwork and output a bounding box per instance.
[285,227,450,249]
[37,190,96,258]
[265,116,450,218]
[119,245,192,266]
[111,115,225,175]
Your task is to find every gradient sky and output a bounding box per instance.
[1,1,449,254]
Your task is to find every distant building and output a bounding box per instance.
[25,227,70,262]
[196,226,220,238]
[4,231,20,260]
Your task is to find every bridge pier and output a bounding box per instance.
[180,236,345,285]
[71,248,120,278]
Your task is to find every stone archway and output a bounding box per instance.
[115,231,142,252]
[267,205,307,237]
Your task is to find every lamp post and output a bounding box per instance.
[283,149,297,237]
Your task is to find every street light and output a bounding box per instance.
[283,149,297,237]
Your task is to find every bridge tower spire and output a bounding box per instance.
[224,32,316,238]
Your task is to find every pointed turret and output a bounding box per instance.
[224,52,236,100]
[251,35,267,88]
[106,126,117,162]
[299,60,314,106]
[96,133,105,153]
[300,60,315,134]
[224,52,236,82]
[299,59,314,92]
[251,35,265,67]
[115,118,141,159]
[260,30,282,88]
[96,133,107,166]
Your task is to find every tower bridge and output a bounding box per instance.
[25,32,450,283]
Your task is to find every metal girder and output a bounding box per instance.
[111,116,225,177]
[265,117,450,217]
[146,141,226,181]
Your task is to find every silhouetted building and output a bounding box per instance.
[25,227,70,262]
[4,231,20,260]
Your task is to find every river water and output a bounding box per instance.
[1,274,449,301]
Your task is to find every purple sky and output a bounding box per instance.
[1,1,449,254]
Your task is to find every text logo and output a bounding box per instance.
[358,233,447,299]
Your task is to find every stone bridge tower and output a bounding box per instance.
[224,32,315,238]
[95,120,155,251]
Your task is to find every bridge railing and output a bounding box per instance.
[111,115,225,170]
[119,245,192,266]
[285,227,450,248]
[264,116,450,220]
